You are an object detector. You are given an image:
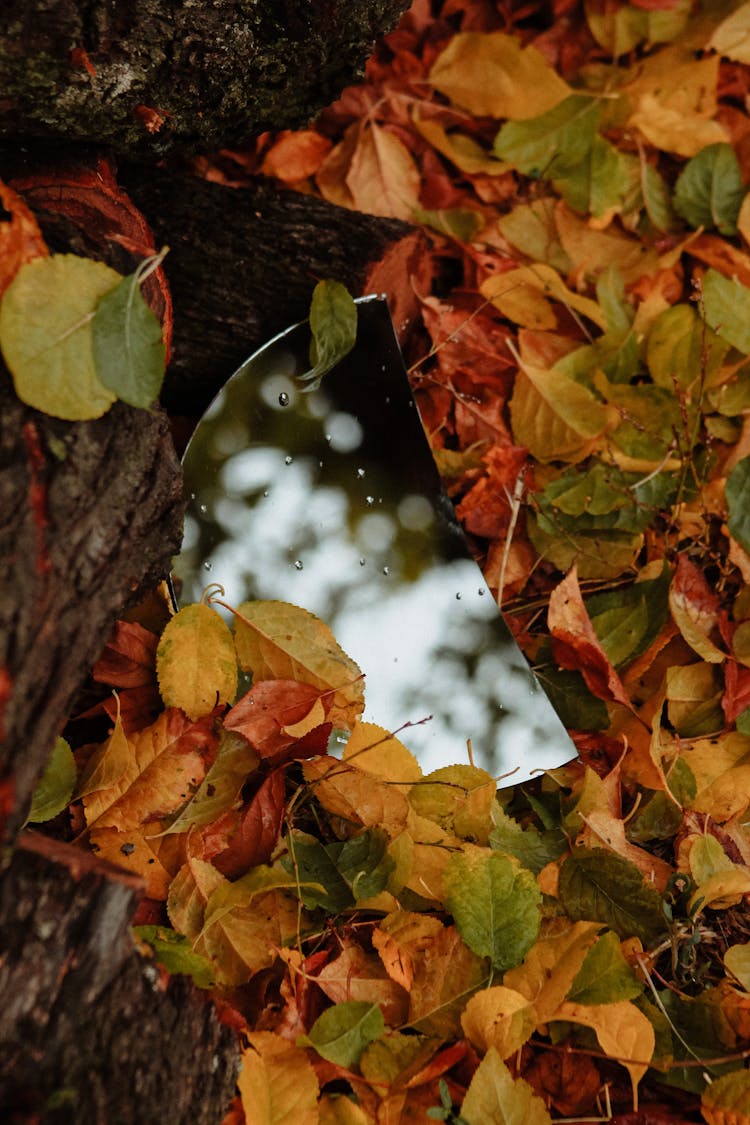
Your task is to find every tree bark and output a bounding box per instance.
[8,156,431,416]
[0,384,184,847]
[0,832,240,1123]
[0,0,411,156]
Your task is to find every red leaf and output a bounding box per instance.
[210,769,286,878]
[225,680,328,759]
[548,568,634,710]
[0,179,48,297]
[93,621,158,688]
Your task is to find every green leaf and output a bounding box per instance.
[489,806,566,875]
[412,204,484,242]
[91,259,166,408]
[156,602,238,721]
[673,144,745,236]
[585,563,671,669]
[300,279,357,393]
[134,924,215,988]
[328,828,395,903]
[283,831,354,912]
[301,1001,385,1068]
[444,849,541,971]
[533,664,610,731]
[27,736,76,824]
[558,848,668,945]
[604,381,683,462]
[702,1068,750,1120]
[498,199,572,274]
[727,456,750,553]
[552,135,641,220]
[641,162,677,232]
[647,303,728,393]
[626,791,682,844]
[162,729,259,835]
[494,95,600,181]
[566,930,642,1005]
[0,254,119,420]
[703,269,750,354]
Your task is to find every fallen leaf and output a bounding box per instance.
[157,603,238,721]
[461,1047,551,1125]
[0,179,48,297]
[239,1031,319,1125]
[234,601,364,729]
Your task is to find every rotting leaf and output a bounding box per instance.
[300,279,357,394]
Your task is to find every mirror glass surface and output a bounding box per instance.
[173,298,576,780]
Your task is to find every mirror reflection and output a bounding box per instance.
[173,298,576,780]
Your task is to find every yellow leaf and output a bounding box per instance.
[343,721,422,784]
[413,115,509,175]
[408,763,496,844]
[75,704,130,799]
[429,32,571,119]
[167,856,226,939]
[319,1095,374,1125]
[82,710,216,833]
[461,985,538,1058]
[680,733,750,822]
[461,1047,551,1125]
[710,3,750,64]
[199,888,300,987]
[691,869,750,913]
[156,603,238,721]
[554,203,662,286]
[239,1031,319,1125]
[281,697,327,739]
[481,263,606,331]
[503,921,601,1023]
[509,355,610,464]
[553,999,654,1101]
[628,85,727,159]
[303,756,410,836]
[90,825,172,899]
[345,123,421,222]
[725,943,750,991]
[234,600,364,729]
[580,808,673,892]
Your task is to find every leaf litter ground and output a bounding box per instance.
[15,0,750,1122]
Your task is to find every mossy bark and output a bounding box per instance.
[0,0,410,156]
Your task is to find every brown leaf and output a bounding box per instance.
[259,130,333,183]
[92,620,158,687]
[548,568,634,710]
[209,769,286,878]
[315,941,409,1026]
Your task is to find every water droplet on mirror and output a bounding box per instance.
[478,588,485,596]
[456,592,462,599]
[284,455,293,465]
[293,560,303,570]
[359,557,366,566]
[198,503,208,514]
[366,496,375,506]
[382,566,390,575]
[357,468,365,478]
[203,561,213,572]
[278,392,289,406]
[263,489,269,498]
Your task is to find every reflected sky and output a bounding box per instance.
[173,298,576,779]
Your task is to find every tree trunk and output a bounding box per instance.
[0,832,240,1124]
[0,0,411,156]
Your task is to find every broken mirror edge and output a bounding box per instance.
[171,294,578,785]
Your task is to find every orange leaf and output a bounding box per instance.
[92,620,158,687]
[548,568,634,710]
[315,940,409,1026]
[260,130,333,183]
[0,180,48,297]
[344,123,421,222]
[208,769,286,878]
